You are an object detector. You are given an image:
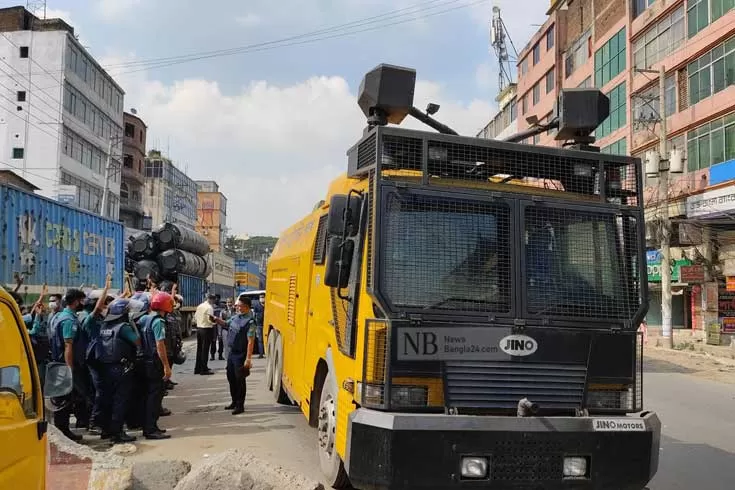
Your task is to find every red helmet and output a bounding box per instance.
[151,292,174,313]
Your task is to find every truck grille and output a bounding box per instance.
[444,361,586,411]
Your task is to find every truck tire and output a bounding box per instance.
[317,372,350,488]
[265,330,276,391]
[272,332,289,404]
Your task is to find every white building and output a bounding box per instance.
[476,84,518,141]
[0,6,123,218]
[143,150,198,229]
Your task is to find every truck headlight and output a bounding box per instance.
[563,456,588,478]
[460,456,488,479]
[390,385,428,408]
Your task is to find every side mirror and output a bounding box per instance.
[44,362,73,398]
[327,194,363,238]
[324,237,355,289]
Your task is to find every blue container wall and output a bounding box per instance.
[234,259,260,275]
[179,274,206,308]
[1,185,124,293]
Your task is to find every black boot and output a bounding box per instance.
[224,403,235,410]
[144,431,171,440]
[62,429,83,442]
[112,432,136,443]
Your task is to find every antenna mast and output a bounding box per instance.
[490,5,519,93]
[26,0,47,18]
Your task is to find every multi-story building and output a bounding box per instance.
[515,0,735,339]
[476,84,519,140]
[121,111,147,228]
[0,6,123,218]
[195,180,228,252]
[142,150,197,229]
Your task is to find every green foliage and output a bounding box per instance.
[224,235,277,261]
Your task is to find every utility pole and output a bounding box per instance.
[100,138,113,218]
[657,64,674,349]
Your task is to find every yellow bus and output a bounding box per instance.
[264,64,659,490]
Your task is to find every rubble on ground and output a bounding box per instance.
[174,449,324,490]
[132,460,191,490]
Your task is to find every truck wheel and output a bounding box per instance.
[317,375,350,488]
[265,330,276,391]
[272,333,289,404]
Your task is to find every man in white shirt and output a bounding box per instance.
[194,294,217,375]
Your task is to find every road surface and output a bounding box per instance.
[126,341,735,489]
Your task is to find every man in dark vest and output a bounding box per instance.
[50,288,88,441]
[138,292,174,439]
[94,298,140,443]
[218,297,256,415]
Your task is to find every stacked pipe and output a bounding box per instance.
[124,223,211,287]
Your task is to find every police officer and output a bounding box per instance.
[138,292,173,439]
[219,298,235,360]
[126,293,151,431]
[85,276,114,436]
[253,294,266,358]
[95,298,141,443]
[218,297,256,415]
[50,288,88,441]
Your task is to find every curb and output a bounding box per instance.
[48,425,133,490]
[644,344,735,367]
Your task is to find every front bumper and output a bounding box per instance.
[345,409,660,490]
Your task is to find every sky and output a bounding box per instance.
[30,0,550,236]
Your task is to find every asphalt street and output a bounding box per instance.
[126,340,735,489]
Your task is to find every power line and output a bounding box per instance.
[109,0,485,76]
[0,67,62,125]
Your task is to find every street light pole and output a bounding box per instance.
[657,64,674,349]
[100,137,113,219]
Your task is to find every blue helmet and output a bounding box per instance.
[128,298,149,321]
[105,298,130,322]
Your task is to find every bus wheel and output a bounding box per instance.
[265,330,276,391]
[272,333,289,404]
[317,375,349,488]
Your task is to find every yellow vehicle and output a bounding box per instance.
[0,287,72,489]
[264,64,659,489]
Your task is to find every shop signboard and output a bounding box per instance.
[647,253,691,282]
[718,290,735,333]
[686,184,735,218]
[727,277,735,292]
[679,265,705,283]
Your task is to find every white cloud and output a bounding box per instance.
[97,0,142,20]
[106,56,491,236]
[475,62,494,90]
[235,13,263,27]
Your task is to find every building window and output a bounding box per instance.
[123,154,134,168]
[633,0,657,19]
[120,183,129,200]
[565,30,591,79]
[125,123,135,138]
[633,5,685,70]
[601,138,628,156]
[597,83,626,138]
[532,83,540,105]
[510,99,517,122]
[545,69,555,93]
[12,148,24,159]
[595,28,626,87]
[521,94,527,115]
[533,43,541,65]
[546,25,555,51]
[520,57,528,77]
[688,0,734,39]
[533,134,540,144]
[19,46,29,58]
[16,91,26,102]
[688,35,735,106]
[687,112,735,171]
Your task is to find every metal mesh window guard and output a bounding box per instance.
[313,214,328,264]
[380,191,512,313]
[525,206,636,319]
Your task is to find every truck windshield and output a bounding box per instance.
[380,191,512,313]
[524,206,635,319]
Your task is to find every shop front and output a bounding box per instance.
[645,250,691,329]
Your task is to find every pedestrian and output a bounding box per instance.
[219,298,235,359]
[193,294,217,375]
[94,298,141,443]
[49,288,88,441]
[253,293,266,358]
[138,292,173,439]
[27,284,51,389]
[217,297,256,415]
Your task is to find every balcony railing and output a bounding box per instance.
[122,165,145,184]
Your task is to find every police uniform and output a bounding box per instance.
[139,312,169,438]
[94,317,139,441]
[28,312,51,389]
[225,312,256,412]
[84,311,107,433]
[50,307,88,437]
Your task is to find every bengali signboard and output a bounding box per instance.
[646,250,691,282]
[679,265,705,283]
[686,184,735,218]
